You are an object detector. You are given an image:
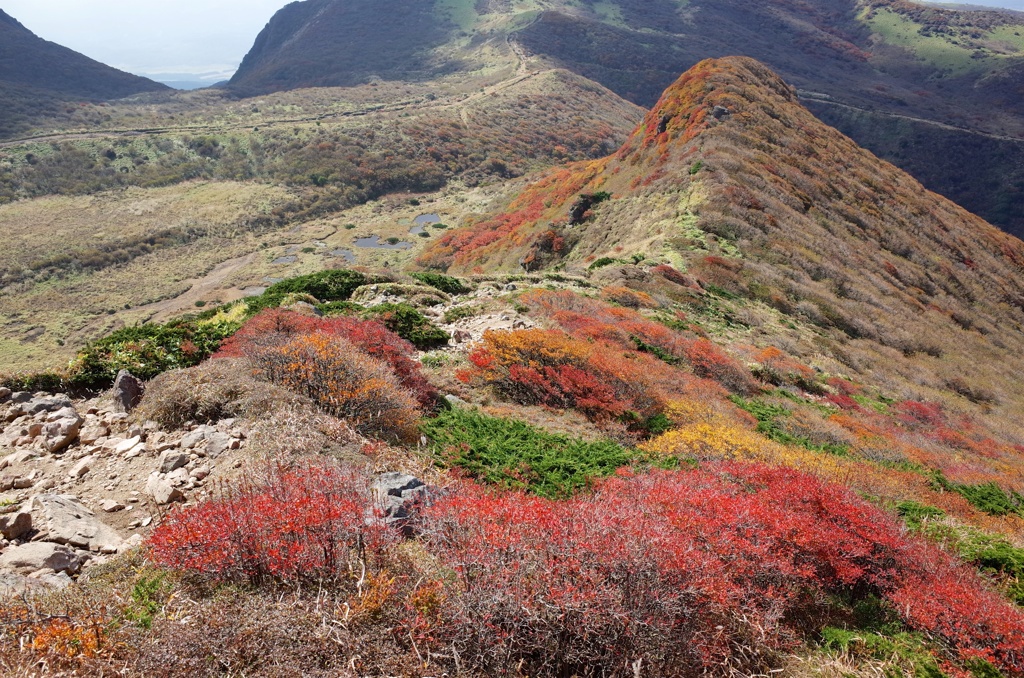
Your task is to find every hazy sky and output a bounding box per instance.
[4,0,1024,82]
[3,0,288,82]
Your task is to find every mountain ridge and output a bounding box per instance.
[225,0,1024,238]
[420,55,1024,420]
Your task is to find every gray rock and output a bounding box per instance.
[68,456,94,479]
[180,427,211,450]
[41,413,82,454]
[0,510,31,540]
[79,425,109,445]
[9,392,32,404]
[444,394,469,407]
[23,395,72,416]
[0,387,11,403]
[158,450,190,474]
[112,370,145,413]
[145,473,184,505]
[0,542,83,575]
[30,494,124,553]
[99,499,125,513]
[371,472,431,533]
[112,436,142,454]
[205,432,232,457]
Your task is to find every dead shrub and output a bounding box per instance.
[135,358,307,428]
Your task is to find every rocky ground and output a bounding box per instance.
[0,376,252,596]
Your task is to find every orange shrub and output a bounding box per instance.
[601,285,659,309]
[251,332,420,442]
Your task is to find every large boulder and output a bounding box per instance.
[30,494,124,553]
[0,542,83,575]
[39,408,82,454]
[145,473,184,505]
[112,370,145,413]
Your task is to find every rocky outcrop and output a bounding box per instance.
[30,494,124,553]
[0,542,83,575]
[112,370,145,413]
[0,388,252,592]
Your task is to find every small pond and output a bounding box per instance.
[331,248,357,263]
[355,236,413,250]
[410,213,442,236]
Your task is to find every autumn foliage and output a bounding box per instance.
[215,308,438,410]
[149,459,1024,675]
[249,332,420,441]
[423,464,1024,675]
[149,462,395,586]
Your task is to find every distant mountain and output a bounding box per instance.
[0,9,168,137]
[228,0,456,95]
[229,0,1024,237]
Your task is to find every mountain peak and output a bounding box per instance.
[624,57,797,157]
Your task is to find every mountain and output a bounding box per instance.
[420,55,1024,421]
[229,0,1024,237]
[0,9,168,138]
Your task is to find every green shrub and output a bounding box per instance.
[730,396,849,456]
[895,500,946,530]
[443,305,480,324]
[316,300,364,316]
[411,272,470,295]
[69,320,233,387]
[588,257,621,270]
[0,371,69,393]
[361,303,449,350]
[265,269,366,303]
[422,409,634,498]
[929,470,1024,517]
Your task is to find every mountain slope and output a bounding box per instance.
[227,0,1024,237]
[419,56,1024,422]
[0,10,167,138]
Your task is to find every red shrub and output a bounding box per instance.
[149,462,395,586]
[681,338,759,395]
[521,290,757,395]
[422,463,1024,675]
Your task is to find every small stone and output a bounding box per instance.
[99,499,125,513]
[145,473,184,505]
[0,510,31,540]
[113,437,142,454]
[158,450,190,474]
[205,432,232,457]
[78,425,109,445]
[124,443,147,460]
[141,517,152,528]
[0,387,11,402]
[68,456,94,479]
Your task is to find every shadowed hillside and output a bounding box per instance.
[0,10,167,138]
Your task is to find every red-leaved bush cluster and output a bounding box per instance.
[521,289,759,395]
[214,308,438,410]
[149,462,1024,676]
[149,462,395,585]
